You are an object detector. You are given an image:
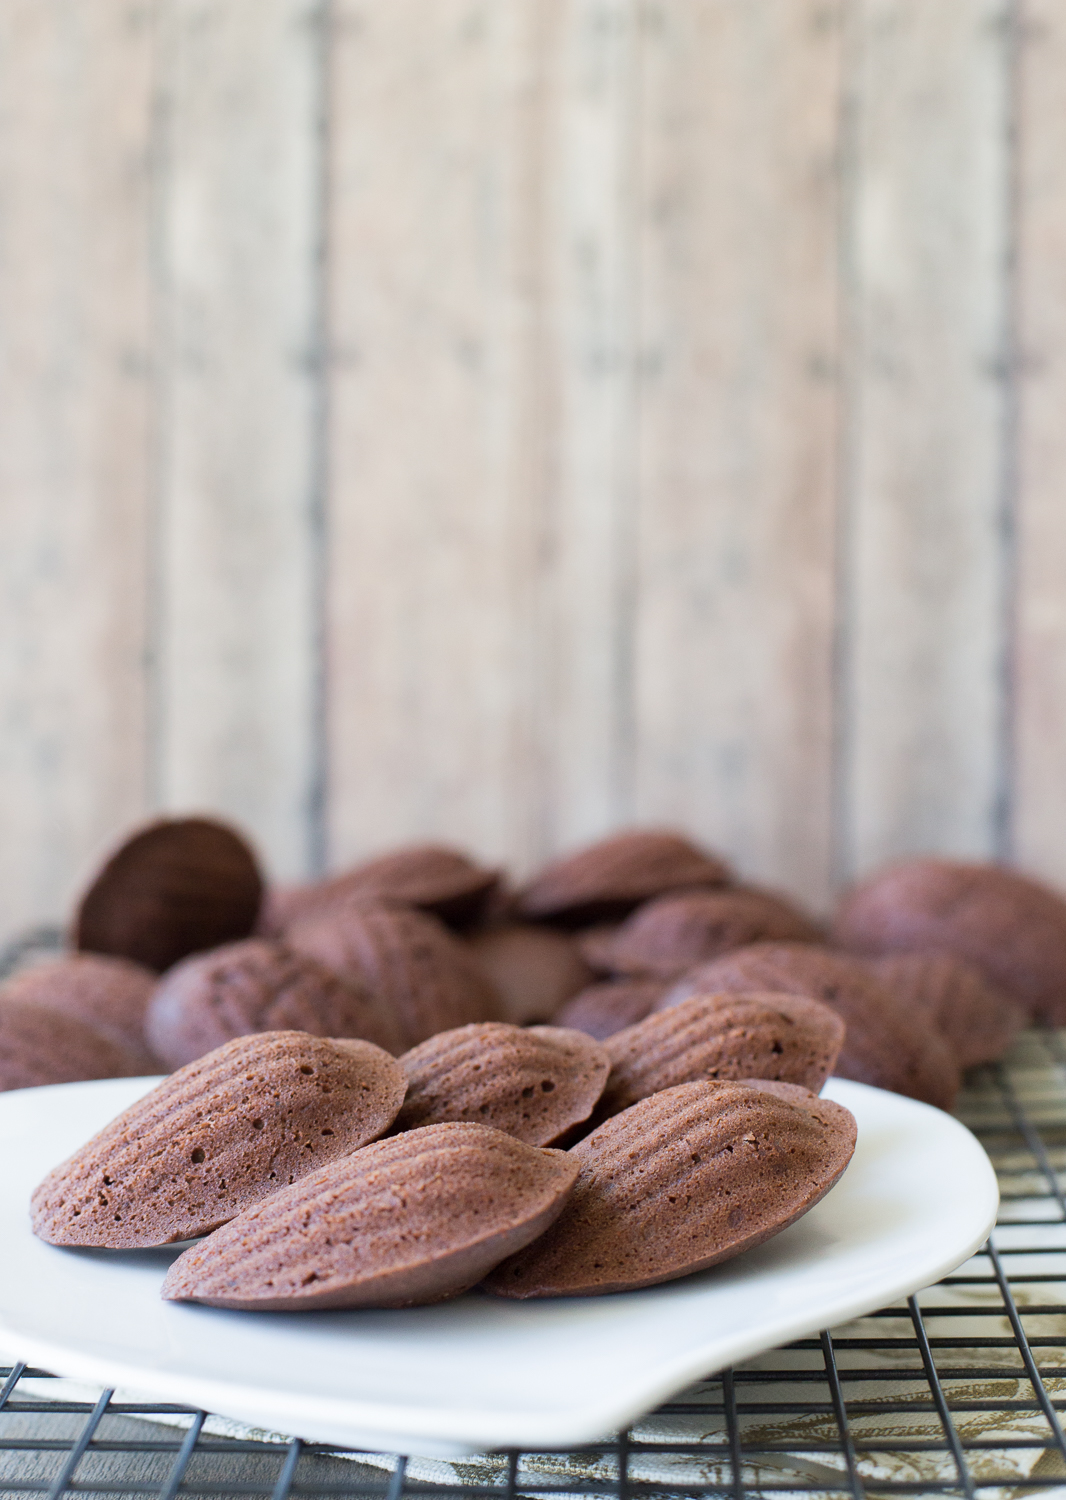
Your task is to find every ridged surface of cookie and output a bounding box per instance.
[161,1122,580,1310]
[736,1078,820,1107]
[394,1023,610,1144]
[835,858,1066,1025]
[0,998,147,1091]
[516,830,731,926]
[261,845,498,935]
[31,1031,407,1248]
[868,952,1025,1068]
[2,954,160,1073]
[287,901,499,1050]
[579,888,823,978]
[75,817,263,973]
[665,943,959,1110]
[144,939,402,1068]
[467,924,593,1025]
[597,992,844,1118]
[555,979,668,1040]
[484,1080,856,1298]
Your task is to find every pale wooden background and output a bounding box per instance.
[2,0,1064,943]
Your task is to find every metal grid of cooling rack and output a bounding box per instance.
[3,1031,1066,1500]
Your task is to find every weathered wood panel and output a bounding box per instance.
[2,0,1057,939]
[535,0,639,857]
[837,0,1012,882]
[327,0,650,880]
[155,0,324,883]
[632,0,844,907]
[327,0,559,875]
[1013,1,1066,890]
[0,1,154,933]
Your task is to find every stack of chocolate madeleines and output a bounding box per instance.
[13,815,1066,1308]
[33,993,856,1308]
[2,818,1051,1106]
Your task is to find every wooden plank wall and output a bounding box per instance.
[1,0,1062,942]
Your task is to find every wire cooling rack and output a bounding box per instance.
[2,1029,1066,1500]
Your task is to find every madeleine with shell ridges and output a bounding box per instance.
[595,991,844,1120]
[834,857,1066,1026]
[0,998,148,1092]
[31,1032,407,1248]
[664,942,959,1110]
[516,830,731,927]
[579,887,824,978]
[394,1022,610,1145]
[2,954,161,1074]
[484,1081,857,1299]
[145,938,403,1069]
[868,953,1025,1068]
[555,979,668,1041]
[75,816,264,974]
[161,1122,580,1311]
[286,900,499,1051]
[261,844,499,936]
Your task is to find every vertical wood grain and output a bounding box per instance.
[537,0,639,857]
[327,1,542,874]
[633,0,844,907]
[1013,2,1066,890]
[155,0,324,882]
[0,1,154,937]
[327,0,644,878]
[837,0,1012,883]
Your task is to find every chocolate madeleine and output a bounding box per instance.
[484,1080,856,1298]
[145,939,403,1069]
[596,992,844,1119]
[468,924,594,1025]
[262,845,498,935]
[736,1079,821,1107]
[516,830,731,927]
[31,1031,407,1248]
[75,817,263,974]
[3,954,160,1073]
[161,1122,579,1310]
[394,1022,610,1145]
[0,998,146,1091]
[835,858,1066,1025]
[580,888,823,979]
[868,953,1025,1068]
[665,943,959,1110]
[287,901,499,1050]
[555,979,669,1041]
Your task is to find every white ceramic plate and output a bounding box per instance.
[0,1075,997,1457]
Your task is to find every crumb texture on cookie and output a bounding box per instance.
[394,1022,610,1144]
[287,901,499,1049]
[484,1080,856,1298]
[145,939,402,1068]
[161,1121,579,1310]
[30,1031,407,1247]
[596,991,845,1118]
[670,942,960,1109]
